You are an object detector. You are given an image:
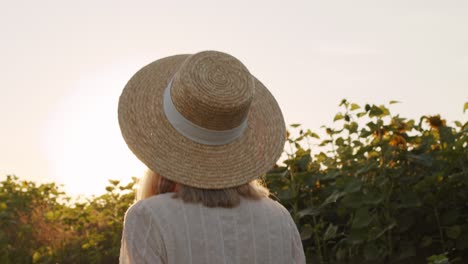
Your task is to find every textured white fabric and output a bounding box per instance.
[163,79,248,146]
[120,193,306,264]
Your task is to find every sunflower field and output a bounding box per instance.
[1,101,467,264]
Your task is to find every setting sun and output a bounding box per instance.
[40,64,146,197]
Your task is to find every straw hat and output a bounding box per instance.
[118,51,286,189]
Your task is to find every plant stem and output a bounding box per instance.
[433,206,446,251]
[383,178,394,257]
[305,133,325,263]
[312,216,325,264]
[330,134,337,160]
[288,141,300,224]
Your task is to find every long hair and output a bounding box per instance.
[136,169,270,208]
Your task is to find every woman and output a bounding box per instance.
[118,51,306,263]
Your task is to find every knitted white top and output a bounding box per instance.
[120,193,306,264]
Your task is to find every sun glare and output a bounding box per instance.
[40,63,147,197]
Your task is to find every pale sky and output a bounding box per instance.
[1,0,467,197]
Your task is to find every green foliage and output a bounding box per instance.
[1,100,466,263]
[0,176,136,264]
[264,100,468,263]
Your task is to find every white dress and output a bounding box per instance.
[120,193,306,264]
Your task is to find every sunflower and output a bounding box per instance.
[389,134,407,148]
[426,115,446,130]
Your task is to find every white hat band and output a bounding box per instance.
[163,79,248,146]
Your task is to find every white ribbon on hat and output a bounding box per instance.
[163,79,248,145]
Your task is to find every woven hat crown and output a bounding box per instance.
[118,50,286,189]
[169,51,254,130]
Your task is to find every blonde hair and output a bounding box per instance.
[137,169,270,208]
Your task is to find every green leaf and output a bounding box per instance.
[373,223,396,240]
[44,211,56,221]
[306,129,320,139]
[321,191,346,207]
[300,224,313,240]
[108,180,120,186]
[420,236,433,248]
[348,122,358,134]
[298,172,318,187]
[335,247,347,260]
[352,208,372,229]
[297,207,320,218]
[33,251,42,263]
[379,105,390,116]
[323,224,338,241]
[464,102,468,113]
[446,225,461,239]
[82,243,91,249]
[321,170,341,181]
[350,103,361,111]
[366,121,378,131]
[427,253,449,264]
[456,232,468,250]
[363,190,384,206]
[341,193,365,209]
[343,178,362,194]
[334,112,344,122]
[397,191,421,208]
[439,126,455,143]
[335,137,345,146]
[397,213,414,232]
[360,129,372,137]
[406,153,433,167]
[348,228,367,245]
[122,182,135,190]
[315,152,329,162]
[290,123,301,128]
[364,243,379,260]
[369,105,384,117]
[356,162,378,176]
[389,100,401,104]
[319,139,332,147]
[441,209,459,225]
[296,155,311,171]
[277,188,294,200]
[397,242,416,260]
[357,111,367,117]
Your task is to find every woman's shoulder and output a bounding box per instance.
[142,192,177,205]
[126,194,293,221]
[240,196,293,218]
[263,196,290,212]
[125,193,176,217]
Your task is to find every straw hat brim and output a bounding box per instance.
[118,54,286,189]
